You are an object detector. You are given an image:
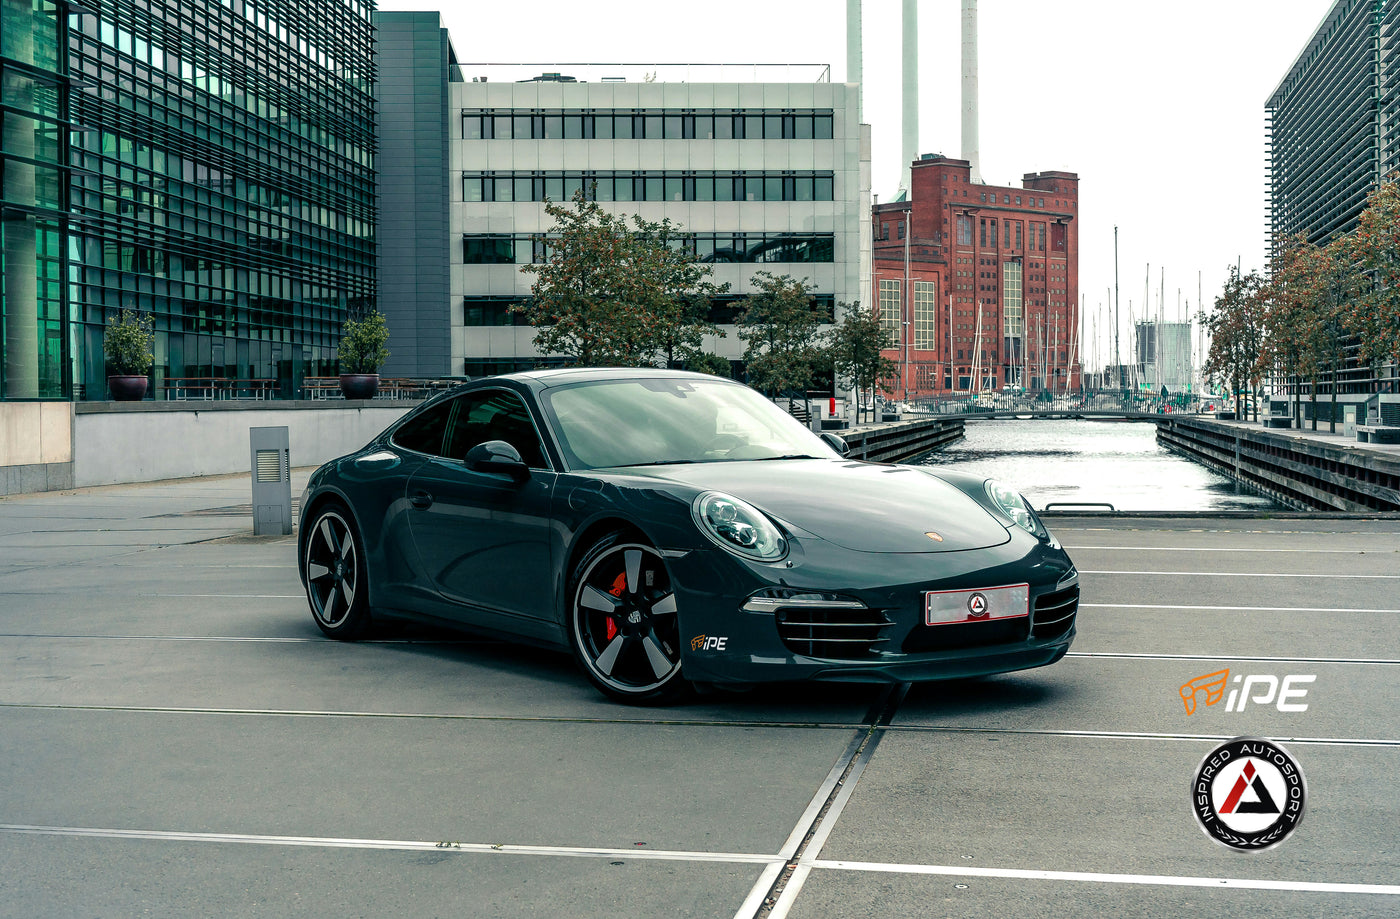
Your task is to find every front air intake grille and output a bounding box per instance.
[776,607,894,659]
[1032,585,1079,639]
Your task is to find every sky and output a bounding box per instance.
[376,0,1336,371]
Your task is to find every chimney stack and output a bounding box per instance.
[900,0,917,196]
[961,0,982,184]
[847,0,862,121]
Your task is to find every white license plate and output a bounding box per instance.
[924,584,1029,626]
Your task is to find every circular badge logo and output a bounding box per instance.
[1192,737,1305,851]
[967,593,988,618]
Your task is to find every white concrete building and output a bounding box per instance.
[448,65,870,378]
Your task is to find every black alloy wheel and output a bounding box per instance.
[303,505,371,639]
[568,535,686,704]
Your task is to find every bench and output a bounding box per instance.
[1264,416,1292,429]
[163,378,230,400]
[1357,425,1400,444]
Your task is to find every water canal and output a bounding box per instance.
[911,417,1283,512]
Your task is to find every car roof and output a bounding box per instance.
[497,367,736,390]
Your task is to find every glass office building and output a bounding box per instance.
[1267,0,1400,407]
[1,0,376,400]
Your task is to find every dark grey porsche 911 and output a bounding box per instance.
[297,368,1077,703]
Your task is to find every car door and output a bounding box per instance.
[404,387,557,628]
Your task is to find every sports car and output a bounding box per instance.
[297,368,1078,703]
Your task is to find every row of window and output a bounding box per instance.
[463,233,835,266]
[952,215,1065,252]
[464,172,836,204]
[463,295,836,327]
[463,109,835,142]
[875,279,938,349]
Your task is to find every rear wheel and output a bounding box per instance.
[303,504,371,639]
[568,534,687,705]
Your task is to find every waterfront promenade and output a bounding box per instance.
[1,473,1398,916]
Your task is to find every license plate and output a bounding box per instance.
[924,584,1029,626]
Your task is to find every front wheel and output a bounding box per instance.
[302,504,372,640]
[568,535,687,705]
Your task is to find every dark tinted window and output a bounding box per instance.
[391,401,454,455]
[443,389,548,469]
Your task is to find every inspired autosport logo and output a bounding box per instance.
[1192,737,1306,851]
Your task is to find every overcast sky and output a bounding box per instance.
[377,0,1336,370]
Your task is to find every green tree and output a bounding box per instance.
[735,271,828,399]
[103,309,155,376]
[337,308,390,373]
[1342,178,1400,374]
[684,351,733,378]
[517,189,725,366]
[828,301,897,424]
[1204,266,1265,420]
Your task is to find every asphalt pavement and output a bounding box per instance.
[1,474,1398,917]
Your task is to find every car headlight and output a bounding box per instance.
[984,479,1042,535]
[692,492,787,561]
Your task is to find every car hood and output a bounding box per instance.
[614,460,1011,553]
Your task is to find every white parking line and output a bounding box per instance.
[1082,603,1400,613]
[0,824,776,865]
[1067,651,1400,665]
[1080,570,1400,579]
[885,725,1400,748]
[806,859,1400,895]
[1065,545,1393,553]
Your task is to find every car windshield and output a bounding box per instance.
[541,377,838,470]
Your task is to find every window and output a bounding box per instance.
[1015,221,1022,249]
[914,280,936,349]
[957,214,973,246]
[980,218,987,247]
[896,220,904,240]
[443,389,547,468]
[878,279,901,347]
[1003,194,1010,204]
[1002,261,1023,338]
[391,401,454,455]
[463,236,513,264]
[1003,220,1010,248]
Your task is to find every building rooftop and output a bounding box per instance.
[456,63,832,85]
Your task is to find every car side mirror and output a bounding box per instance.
[465,440,530,482]
[820,431,850,457]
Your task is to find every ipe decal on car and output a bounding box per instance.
[690,635,728,652]
[1180,669,1315,714]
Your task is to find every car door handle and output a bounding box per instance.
[409,490,434,509]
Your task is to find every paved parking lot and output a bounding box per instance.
[2,475,1398,917]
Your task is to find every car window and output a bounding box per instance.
[443,388,548,469]
[390,400,455,455]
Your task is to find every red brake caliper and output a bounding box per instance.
[604,571,627,640]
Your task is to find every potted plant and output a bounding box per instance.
[104,309,155,401]
[337,308,390,399]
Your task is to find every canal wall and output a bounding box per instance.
[1156,416,1400,512]
[842,417,965,463]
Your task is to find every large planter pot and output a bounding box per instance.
[338,373,380,400]
[108,374,149,401]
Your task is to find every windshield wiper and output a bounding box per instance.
[613,459,697,467]
[755,454,822,461]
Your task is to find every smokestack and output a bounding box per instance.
[900,0,917,196]
[847,0,862,121]
[961,0,982,184]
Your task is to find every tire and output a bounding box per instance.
[567,533,688,705]
[302,503,372,640]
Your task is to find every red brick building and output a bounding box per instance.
[872,156,1080,399]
